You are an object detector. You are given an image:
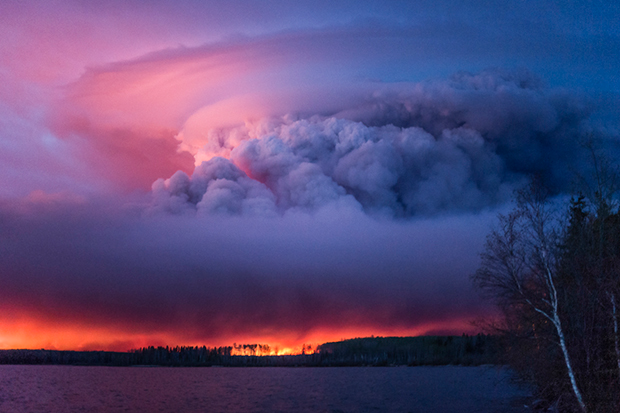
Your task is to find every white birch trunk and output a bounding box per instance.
[524,266,587,412]
[554,312,587,413]
[541,248,587,412]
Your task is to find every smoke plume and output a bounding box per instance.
[153,70,595,217]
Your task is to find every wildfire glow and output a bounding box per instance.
[0,312,478,353]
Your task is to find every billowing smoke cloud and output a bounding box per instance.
[153,70,595,217]
[2,0,619,351]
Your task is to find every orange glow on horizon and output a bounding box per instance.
[0,315,480,354]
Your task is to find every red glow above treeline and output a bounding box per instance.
[0,316,479,353]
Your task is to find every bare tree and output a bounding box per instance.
[473,181,587,412]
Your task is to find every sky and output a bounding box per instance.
[0,0,619,352]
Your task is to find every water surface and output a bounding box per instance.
[0,365,530,412]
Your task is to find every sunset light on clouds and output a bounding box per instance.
[1,0,619,351]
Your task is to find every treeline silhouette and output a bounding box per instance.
[0,335,499,367]
[317,335,499,366]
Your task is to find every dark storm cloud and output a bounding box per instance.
[0,203,492,342]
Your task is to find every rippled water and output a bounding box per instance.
[0,365,529,412]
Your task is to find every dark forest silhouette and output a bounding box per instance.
[0,335,498,367]
[473,148,620,413]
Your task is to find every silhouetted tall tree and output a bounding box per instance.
[474,154,620,412]
[473,180,586,411]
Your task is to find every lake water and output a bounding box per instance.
[0,365,530,412]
